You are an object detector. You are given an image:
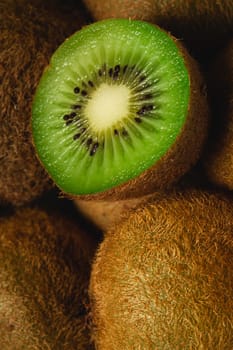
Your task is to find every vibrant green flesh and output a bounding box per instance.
[32,19,190,195]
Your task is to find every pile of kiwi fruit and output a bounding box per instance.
[1,0,233,348]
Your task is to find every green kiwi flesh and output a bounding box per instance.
[90,189,233,349]
[32,19,203,197]
[0,207,97,349]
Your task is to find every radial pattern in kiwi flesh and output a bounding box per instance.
[32,19,191,196]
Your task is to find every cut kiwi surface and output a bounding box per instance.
[32,19,207,198]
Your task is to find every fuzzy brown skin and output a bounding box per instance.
[0,206,98,349]
[203,40,233,190]
[74,192,159,232]
[0,0,89,206]
[83,0,233,57]
[71,36,209,201]
[74,163,210,232]
[90,189,233,349]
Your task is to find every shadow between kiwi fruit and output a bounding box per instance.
[0,0,89,206]
[89,189,233,349]
[32,19,209,201]
[73,192,158,232]
[203,39,233,190]
[0,206,98,349]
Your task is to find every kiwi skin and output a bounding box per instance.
[203,39,233,190]
[0,206,98,349]
[69,34,209,202]
[73,162,209,232]
[74,193,157,232]
[90,189,233,349]
[83,0,233,59]
[0,0,89,207]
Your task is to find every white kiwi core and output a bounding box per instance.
[85,83,131,132]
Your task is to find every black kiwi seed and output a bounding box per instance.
[114,65,120,73]
[87,138,93,146]
[73,133,81,140]
[88,80,94,87]
[98,63,107,77]
[108,67,113,77]
[113,65,120,79]
[63,114,70,121]
[141,93,153,100]
[123,65,128,74]
[74,86,80,94]
[81,90,88,97]
[122,129,128,136]
[134,117,142,123]
[114,129,119,135]
[137,104,154,115]
[73,104,82,110]
[139,75,146,82]
[90,142,99,156]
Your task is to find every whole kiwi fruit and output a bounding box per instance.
[0,0,89,206]
[90,189,233,349]
[203,39,233,190]
[32,19,209,201]
[0,206,97,349]
[83,0,233,58]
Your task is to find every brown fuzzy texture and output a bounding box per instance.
[83,0,233,56]
[90,189,233,349]
[203,39,233,190]
[0,0,89,206]
[74,162,210,232]
[72,36,209,201]
[0,206,97,349]
[74,192,158,232]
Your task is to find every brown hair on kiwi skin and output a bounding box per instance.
[203,39,233,190]
[0,0,90,207]
[0,206,98,349]
[73,161,210,232]
[73,192,158,232]
[83,0,233,60]
[89,189,233,349]
[70,34,209,202]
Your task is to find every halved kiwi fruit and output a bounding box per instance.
[0,0,89,206]
[203,39,233,190]
[90,189,233,349]
[32,19,208,200]
[0,206,97,349]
